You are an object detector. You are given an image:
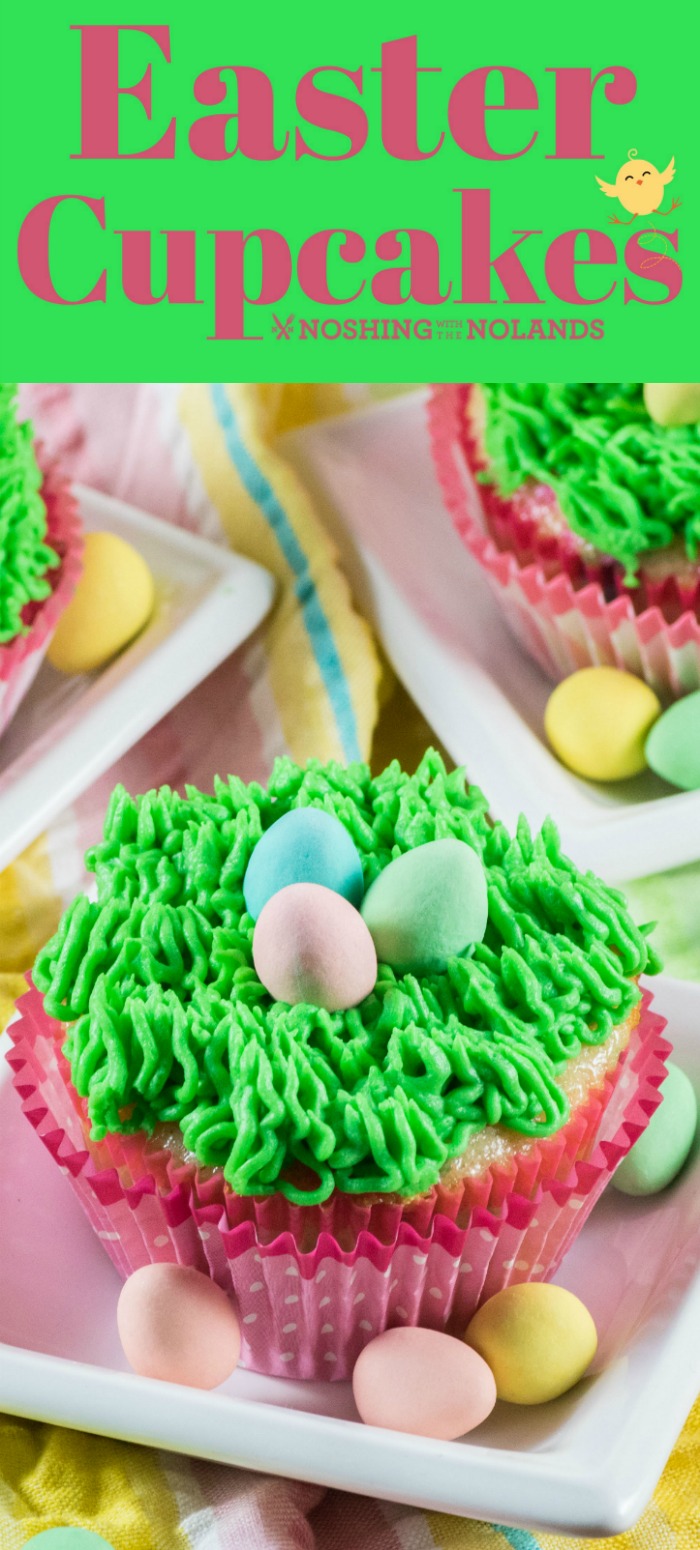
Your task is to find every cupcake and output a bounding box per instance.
[0,383,82,736]
[429,383,700,696]
[10,751,669,1380]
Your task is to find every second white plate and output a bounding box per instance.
[281,392,700,884]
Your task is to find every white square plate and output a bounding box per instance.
[281,393,700,884]
[1,976,698,1537]
[0,486,275,873]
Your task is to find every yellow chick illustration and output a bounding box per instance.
[596,149,680,225]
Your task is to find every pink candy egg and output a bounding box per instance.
[253,882,377,1011]
[352,1327,497,1440]
[117,1264,241,1389]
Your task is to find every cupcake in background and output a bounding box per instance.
[9,751,669,1380]
[467,382,700,615]
[0,383,82,737]
[429,383,700,696]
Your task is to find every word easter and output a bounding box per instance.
[16,27,682,341]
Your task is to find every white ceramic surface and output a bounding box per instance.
[1,975,699,1537]
[281,393,700,884]
[0,486,275,873]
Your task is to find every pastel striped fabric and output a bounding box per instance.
[1,383,698,1550]
[2,1400,699,1548]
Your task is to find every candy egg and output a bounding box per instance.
[117,1264,241,1389]
[644,383,700,428]
[544,667,661,782]
[465,1284,597,1406]
[613,1063,697,1196]
[243,807,364,922]
[352,1327,497,1439]
[360,838,488,974]
[48,531,155,675]
[253,881,377,1010]
[645,692,700,791]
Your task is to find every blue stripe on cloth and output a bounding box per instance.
[210,383,362,763]
[494,1526,542,1550]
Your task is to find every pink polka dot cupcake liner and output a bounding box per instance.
[0,455,83,739]
[7,981,670,1381]
[428,385,700,698]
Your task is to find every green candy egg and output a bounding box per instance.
[613,1063,697,1197]
[645,693,700,791]
[360,837,488,975]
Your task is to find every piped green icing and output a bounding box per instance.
[478,382,700,584]
[33,752,660,1204]
[0,384,59,645]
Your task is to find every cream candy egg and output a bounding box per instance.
[48,530,155,675]
[352,1327,497,1439]
[117,1263,241,1388]
[253,881,377,1010]
[465,1283,598,1405]
[544,667,661,782]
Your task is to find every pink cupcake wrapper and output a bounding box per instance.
[428,385,700,696]
[35,995,655,1253]
[7,983,670,1381]
[0,453,83,737]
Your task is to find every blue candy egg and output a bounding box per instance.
[243,807,364,921]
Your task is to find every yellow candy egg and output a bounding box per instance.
[544,667,661,782]
[48,531,155,675]
[465,1283,598,1406]
[644,383,700,428]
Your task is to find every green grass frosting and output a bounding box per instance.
[33,752,660,1204]
[478,382,700,584]
[0,383,59,645]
